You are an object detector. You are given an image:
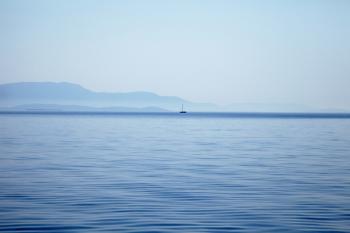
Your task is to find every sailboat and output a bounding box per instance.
[179,104,187,113]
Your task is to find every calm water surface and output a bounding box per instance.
[0,113,350,232]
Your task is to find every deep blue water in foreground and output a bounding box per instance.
[1,112,350,232]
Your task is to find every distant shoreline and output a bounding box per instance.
[1,111,350,119]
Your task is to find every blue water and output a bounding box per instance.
[1,112,350,232]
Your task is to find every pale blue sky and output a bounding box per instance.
[1,0,350,109]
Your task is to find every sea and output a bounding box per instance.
[0,112,350,233]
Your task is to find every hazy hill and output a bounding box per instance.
[0,82,343,113]
[0,104,168,112]
[0,82,215,111]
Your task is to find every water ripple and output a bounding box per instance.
[1,114,350,232]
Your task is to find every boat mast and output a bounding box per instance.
[182,104,183,112]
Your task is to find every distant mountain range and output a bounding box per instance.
[0,82,214,112]
[0,82,346,112]
[1,104,169,112]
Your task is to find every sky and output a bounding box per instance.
[1,0,350,109]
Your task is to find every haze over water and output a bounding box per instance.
[1,113,350,232]
[2,0,350,232]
